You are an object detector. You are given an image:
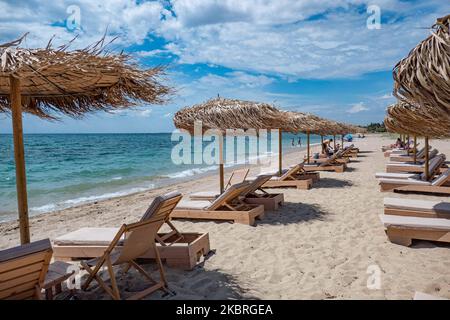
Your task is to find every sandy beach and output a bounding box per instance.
[1,134,449,300]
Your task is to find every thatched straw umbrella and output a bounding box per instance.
[384,101,450,178]
[282,111,325,163]
[173,97,286,192]
[393,15,450,120]
[0,36,172,244]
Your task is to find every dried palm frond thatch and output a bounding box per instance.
[173,97,287,133]
[393,15,450,119]
[384,101,450,138]
[0,35,172,119]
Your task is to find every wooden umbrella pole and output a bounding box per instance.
[413,135,417,164]
[219,134,224,193]
[278,128,282,176]
[10,75,30,244]
[406,135,409,151]
[341,134,344,148]
[424,137,429,181]
[320,135,324,153]
[333,135,336,150]
[307,131,311,164]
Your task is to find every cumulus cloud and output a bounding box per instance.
[347,102,369,114]
[1,0,447,80]
[158,0,448,78]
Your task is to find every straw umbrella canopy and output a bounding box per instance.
[393,14,450,120]
[384,100,450,178]
[282,111,327,162]
[173,97,288,191]
[0,36,172,244]
[384,101,450,138]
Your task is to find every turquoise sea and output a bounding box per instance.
[0,132,327,222]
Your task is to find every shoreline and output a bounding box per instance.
[0,142,321,223]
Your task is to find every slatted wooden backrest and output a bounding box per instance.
[226,168,250,189]
[0,239,52,300]
[140,192,183,222]
[208,182,250,211]
[279,164,300,180]
[115,218,166,265]
[241,175,272,196]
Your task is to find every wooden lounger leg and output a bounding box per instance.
[386,229,412,247]
[235,215,255,226]
[81,260,119,300]
[106,257,121,300]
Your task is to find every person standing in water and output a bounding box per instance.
[298,137,302,147]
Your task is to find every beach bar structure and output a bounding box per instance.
[173,97,287,192]
[0,36,171,244]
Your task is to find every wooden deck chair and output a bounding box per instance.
[262,164,313,189]
[303,150,347,173]
[0,239,52,300]
[172,182,265,225]
[80,215,171,300]
[190,168,249,200]
[384,197,450,219]
[379,214,450,246]
[385,151,444,173]
[53,193,210,270]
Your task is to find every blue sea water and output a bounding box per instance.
[0,132,328,222]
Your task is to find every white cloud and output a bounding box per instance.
[347,102,369,114]
[138,109,153,117]
[379,93,393,99]
[0,0,165,48]
[158,0,448,78]
[1,0,448,81]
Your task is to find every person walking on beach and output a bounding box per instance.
[298,137,302,147]
[292,138,295,147]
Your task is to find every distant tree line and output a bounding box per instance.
[365,122,386,133]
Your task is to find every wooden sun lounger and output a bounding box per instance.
[385,152,445,173]
[262,164,314,189]
[378,169,450,193]
[384,197,450,219]
[53,192,211,270]
[190,168,249,201]
[383,145,420,157]
[189,175,284,211]
[303,151,347,173]
[389,146,430,162]
[242,175,285,210]
[380,214,450,246]
[172,182,265,226]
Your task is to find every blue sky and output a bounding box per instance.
[0,0,449,133]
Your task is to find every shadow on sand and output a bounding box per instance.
[76,260,258,300]
[259,202,329,226]
[315,177,353,188]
